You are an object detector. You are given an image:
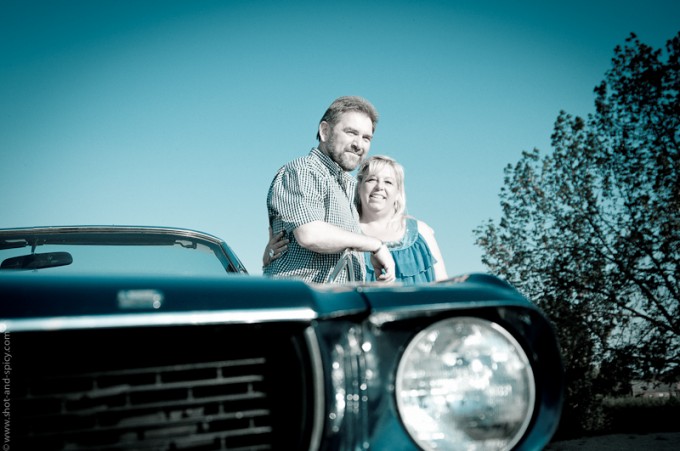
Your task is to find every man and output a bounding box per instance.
[264,96,395,283]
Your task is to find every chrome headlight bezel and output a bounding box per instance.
[395,316,536,451]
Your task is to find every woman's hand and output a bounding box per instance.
[262,228,289,267]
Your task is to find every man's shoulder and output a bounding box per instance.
[279,149,327,174]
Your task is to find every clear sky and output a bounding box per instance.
[1,0,678,277]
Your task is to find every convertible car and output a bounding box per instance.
[0,226,564,451]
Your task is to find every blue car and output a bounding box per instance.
[0,226,564,450]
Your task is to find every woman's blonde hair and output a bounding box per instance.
[356,155,407,219]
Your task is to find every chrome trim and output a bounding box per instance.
[0,308,317,332]
[327,249,356,283]
[0,225,225,246]
[305,325,325,451]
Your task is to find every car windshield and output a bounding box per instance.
[0,229,234,276]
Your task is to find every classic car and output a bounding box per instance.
[0,226,564,451]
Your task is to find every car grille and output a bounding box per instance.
[10,323,314,450]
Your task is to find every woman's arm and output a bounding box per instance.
[262,227,289,267]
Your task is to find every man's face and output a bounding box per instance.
[319,111,374,171]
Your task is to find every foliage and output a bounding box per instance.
[600,395,680,434]
[474,32,679,434]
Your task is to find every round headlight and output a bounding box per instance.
[395,317,535,451]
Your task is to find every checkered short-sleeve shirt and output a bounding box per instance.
[264,148,365,283]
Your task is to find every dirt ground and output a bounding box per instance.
[545,432,680,450]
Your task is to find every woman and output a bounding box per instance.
[264,155,448,284]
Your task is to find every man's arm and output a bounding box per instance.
[295,221,395,281]
[294,221,380,253]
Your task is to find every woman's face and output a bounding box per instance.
[359,165,399,216]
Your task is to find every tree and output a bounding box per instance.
[474,33,679,433]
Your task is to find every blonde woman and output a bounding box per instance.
[354,155,447,283]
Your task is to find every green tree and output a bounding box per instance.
[474,33,679,433]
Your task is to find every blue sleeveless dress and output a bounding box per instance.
[365,217,436,285]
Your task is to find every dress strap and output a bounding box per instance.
[386,217,418,250]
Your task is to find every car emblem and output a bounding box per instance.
[117,289,164,310]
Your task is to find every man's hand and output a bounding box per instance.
[370,244,395,283]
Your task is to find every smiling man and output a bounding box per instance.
[264,96,395,284]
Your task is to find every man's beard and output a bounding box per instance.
[327,141,363,171]
[336,151,363,171]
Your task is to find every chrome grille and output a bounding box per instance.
[11,324,313,450]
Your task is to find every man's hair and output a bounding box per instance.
[355,155,407,220]
[316,96,379,141]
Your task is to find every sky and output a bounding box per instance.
[1,0,678,277]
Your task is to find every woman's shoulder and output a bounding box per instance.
[410,218,439,247]
[404,216,434,235]
[415,218,433,231]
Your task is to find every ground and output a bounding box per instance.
[545,432,680,450]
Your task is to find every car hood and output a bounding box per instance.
[0,272,535,332]
[356,273,534,311]
[0,271,368,318]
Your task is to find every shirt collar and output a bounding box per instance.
[311,147,357,194]
[311,147,345,177]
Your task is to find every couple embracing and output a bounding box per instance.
[263,96,447,285]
